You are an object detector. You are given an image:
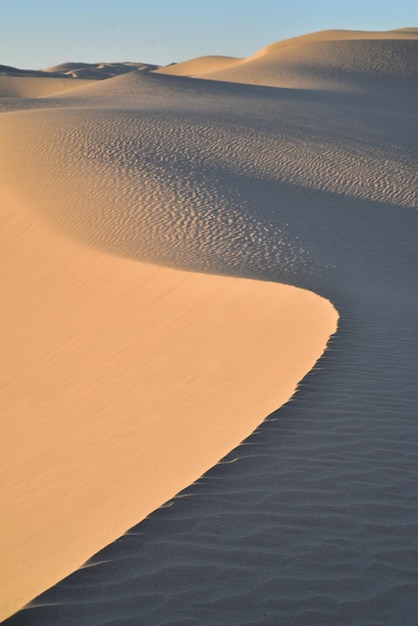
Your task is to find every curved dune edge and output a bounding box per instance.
[0,186,337,620]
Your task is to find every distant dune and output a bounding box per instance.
[42,60,159,78]
[0,61,159,97]
[1,27,418,626]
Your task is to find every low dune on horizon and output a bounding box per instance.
[1,27,418,625]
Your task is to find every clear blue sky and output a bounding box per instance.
[1,0,417,69]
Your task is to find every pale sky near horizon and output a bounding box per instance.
[1,0,417,69]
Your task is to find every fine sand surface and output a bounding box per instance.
[1,27,418,625]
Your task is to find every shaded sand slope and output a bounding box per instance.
[2,29,418,625]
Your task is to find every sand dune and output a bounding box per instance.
[156,29,418,94]
[1,27,418,625]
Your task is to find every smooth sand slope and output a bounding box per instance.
[1,27,418,625]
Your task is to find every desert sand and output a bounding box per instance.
[1,27,417,625]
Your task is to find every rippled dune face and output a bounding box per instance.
[1,104,308,280]
[1,69,416,295]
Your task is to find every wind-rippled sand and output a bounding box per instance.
[1,27,417,625]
